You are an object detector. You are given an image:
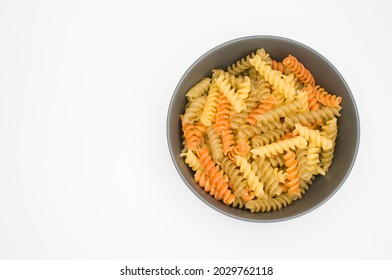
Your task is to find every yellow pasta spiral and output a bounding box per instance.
[320,118,338,171]
[227,48,272,75]
[200,80,220,126]
[230,89,259,130]
[180,149,202,171]
[215,74,246,113]
[252,101,302,125]
[295,88,309,114]
[249,54,297,99]
[251,136,308,158]
[236,76,251,100]
[257,157,281,197]
[220,157,247,198]
[294,123,333,150]
[245,194,293,213]
[283,106,341,129]
[182,96,207,124]
[186,78,211,101]
[235,156,265,198]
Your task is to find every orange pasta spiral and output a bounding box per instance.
[283,151,301,197]
[271,59,285,73]
[182,122,204,151]
[213,94,231,135]
[197,146,234,205]
[222,129,235,155]
[283,55,315,86]
[194,170,216,196]
[228,140,250,161]
[306,84,320,111]
[246,95,276,125]
[315,86,342,108]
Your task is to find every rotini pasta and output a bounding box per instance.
[200,79,220,126]
[294,123,333,150]
[283,55,315,86]
[283,151,301,197]
[215,74,247,113]
[251,136,308,158]
[213,94,231,135]
[186,78,211,101]
[314,85,342,108]
[180,48,342,212]
[250,53,297,99]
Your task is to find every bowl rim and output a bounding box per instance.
[166,35,360,222]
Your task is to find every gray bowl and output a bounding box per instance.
[167,35,360,222]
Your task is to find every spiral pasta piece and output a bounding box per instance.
[246,95,276,125]
[251,136,308,158]
[283,106,341,129]
[245,194,293,213]
[186,78,211,101]
[296,148,312,181]
[305,84,320,111]
[182,96,207,124]
[238,121,284,141]
[237,76,251,100]
[180,149,202,171]
[257,157,281,197]
[315,86,342,108]
[200,79,220,126]
[232,197,246,209]
[206,126,223,163]
[251,128,287,148]
[194,170,216,196]
[227,48,272,75]
[320,118,338,171]
[215,74,247,113]
[182,122,204,151]
[213,69,245,89]
[228,140,250,161]
[283,151,301,197]
[230,87,259,130]
[220,157,247,198]
[227,53,256,75]
[197,146,234,205]
[283,55,315,86]
[271,59,284,73]
[235,156,265,198]
[221,129,235,155]
[251,100,302,125]
[294,123,333,150]
[250,54,297,99]
[213,94,231,135]
[254,78,272,102]
[306,143,325,176]
[295,88,309,114]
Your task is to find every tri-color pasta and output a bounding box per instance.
[180,49,342,212]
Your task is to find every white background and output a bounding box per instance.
[0,0,391,260]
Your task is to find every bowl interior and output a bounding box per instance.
[167,36,359,222]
